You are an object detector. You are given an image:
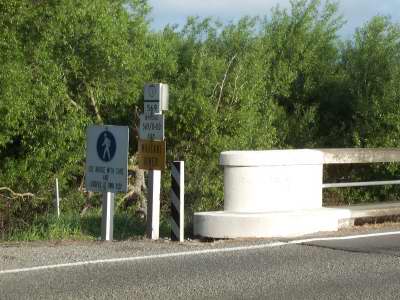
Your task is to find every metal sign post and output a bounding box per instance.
[101,192,115,241]
[139,83,168,240]
[85,125,129,241]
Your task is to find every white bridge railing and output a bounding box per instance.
[321,148,400,189]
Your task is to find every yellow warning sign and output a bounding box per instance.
[138,139,166,170]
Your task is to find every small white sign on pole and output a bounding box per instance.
[85,125,129,242]
[144,83,169,114]
[144,84,161,101]
[85,125,129,193]
[139,114,165,140]
[144,102,161,116]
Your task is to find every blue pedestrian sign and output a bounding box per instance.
[85,125,129,193]
[97,131,116,162]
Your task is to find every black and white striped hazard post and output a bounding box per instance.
[171,161,184,242]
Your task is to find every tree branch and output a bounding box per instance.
[232,64,243,104]
[88,87,103,123]
[68,96,84,111]
[0,187,35,199]
[210,82,219,100]
[216,54,237,112]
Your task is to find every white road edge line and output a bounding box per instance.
[0,242,286,275]
[1,230,400,275]
[288,230,400,245]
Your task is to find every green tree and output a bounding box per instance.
[259,0,344,147]
[0,0,151,232]
[342,16,400,147]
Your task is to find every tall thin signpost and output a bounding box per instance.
[138,83,168,240]
[85,125,129,241]
[102,191,114,241]
[55,178,60,218]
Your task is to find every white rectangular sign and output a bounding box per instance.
[139,114,164,140]
[144,101,161,116]
[144,83,169,112]
[85,125,129,193]
[144,84,161,101]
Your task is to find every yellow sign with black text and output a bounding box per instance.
[138,139,166,170]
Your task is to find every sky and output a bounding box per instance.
[147,0,400,37]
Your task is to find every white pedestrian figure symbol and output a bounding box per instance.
[149,86,156,97]
[102,132,111,161]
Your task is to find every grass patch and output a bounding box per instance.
[2,210,172,242]
[6,213,93,241]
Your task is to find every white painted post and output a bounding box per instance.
[146,170,161,240]
[55,178,60,218]
[101,192,114,241]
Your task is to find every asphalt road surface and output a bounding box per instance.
[1,225,400,299]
